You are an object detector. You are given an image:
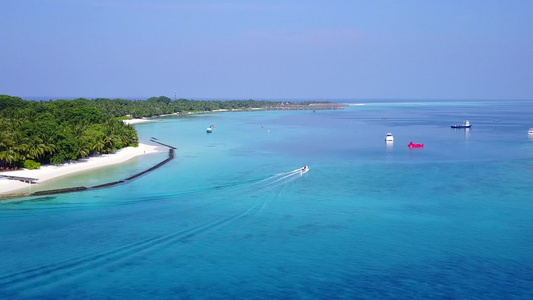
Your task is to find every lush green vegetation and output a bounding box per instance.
[0,95,326,169]
[0,95,138,169]
[93,96,284,118]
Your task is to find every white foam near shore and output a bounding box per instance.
[0,143,161,195]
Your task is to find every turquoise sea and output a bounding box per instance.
[1,100,533,299]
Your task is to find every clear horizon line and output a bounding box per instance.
[9,94,533,102]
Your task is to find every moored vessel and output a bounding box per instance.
[451,120,471,128]
[408,142,424,149]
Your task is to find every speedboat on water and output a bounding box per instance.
[206,125,215,133]
[385,133,394,142]
[300,166,309,173]
[528,128,533,135]
[451,120,471,128]
[408,142,424,149]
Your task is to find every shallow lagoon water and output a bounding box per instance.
[1,100,533,299]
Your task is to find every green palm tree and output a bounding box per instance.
[26,137,47,161]
[92,139,105,153]
[0,148,22,166]
[76,138,92,159]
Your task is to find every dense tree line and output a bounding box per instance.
[0,95,138,169]
[0,95,326,169]
[94,96,286,118]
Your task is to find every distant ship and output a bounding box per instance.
[451,120,471,128]
[385,133,394,142]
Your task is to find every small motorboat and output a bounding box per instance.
[300,166,309,173]
[528,128,533,135]
[408,142,424,149]
[385,133,394,142]
[451,120,471,128]
[206,125,215,133]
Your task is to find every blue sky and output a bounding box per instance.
[1,0,532,100]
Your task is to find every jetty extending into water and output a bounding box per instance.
[1,141,175,199]
[0,175,38,184]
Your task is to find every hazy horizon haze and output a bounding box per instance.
[2,1,532,101]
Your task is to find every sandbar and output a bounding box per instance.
[0,143,161,195]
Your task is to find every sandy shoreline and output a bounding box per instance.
[0,143,161,195]
[122,118,152,125]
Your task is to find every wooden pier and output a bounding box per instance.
[0,175,38,184]
[1,139,175,200]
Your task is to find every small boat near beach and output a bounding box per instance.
[385,133,394,142]
[206,125,215,133]
[408,142,424,149]
[451,120,471,128]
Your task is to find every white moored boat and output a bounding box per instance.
[528,128,533,135]
[451,120,471,128]
[385,133,394,142]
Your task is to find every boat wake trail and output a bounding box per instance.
[251,168,307,192]
[0,202,263,295]
[248,167,308,212]
[126,167,307,205]
[0,167,309,296]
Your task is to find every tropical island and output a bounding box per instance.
[0,95,343,196]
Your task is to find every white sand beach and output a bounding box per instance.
[0,143,160,195]
[122,118,152,125]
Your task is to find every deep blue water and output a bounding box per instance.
[1,100,533,299]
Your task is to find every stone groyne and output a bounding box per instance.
[4,142,175,199]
